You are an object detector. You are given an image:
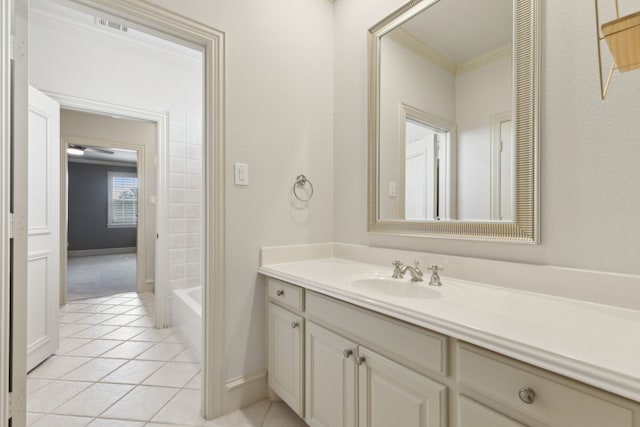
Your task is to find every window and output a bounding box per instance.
[108,171,138,228]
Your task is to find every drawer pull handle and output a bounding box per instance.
[343,349,353,358]
[276,289,284,297]
[290,321,299,329]
[356,356,366,365]
[518,387,536,404]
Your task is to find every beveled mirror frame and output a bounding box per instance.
[368,0,539,243]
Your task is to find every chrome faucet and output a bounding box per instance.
[391,260,424,282]
[427,265,443,287]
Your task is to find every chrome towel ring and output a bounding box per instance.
[293,174,314,202]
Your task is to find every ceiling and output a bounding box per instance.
[68,145,137,164]
[398,0,512,64]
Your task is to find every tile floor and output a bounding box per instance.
[67,254,137,301]
[27,291,307,427]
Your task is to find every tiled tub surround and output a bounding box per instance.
[259,243,640,404]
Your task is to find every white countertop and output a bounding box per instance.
[259,258,640,402]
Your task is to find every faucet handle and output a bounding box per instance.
[392,260,404,279]
[428,265,443,273]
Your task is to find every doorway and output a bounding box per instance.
[3,0,227,425]
[66,140,142,301]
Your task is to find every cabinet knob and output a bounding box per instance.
[290,321,299,329]
[276,289,284,297]
[343,349,353,358]
[355,356,366,365]
[518,387,536,404]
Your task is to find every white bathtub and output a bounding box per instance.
[172,287,202,363]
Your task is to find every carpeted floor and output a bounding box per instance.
[67,253,137,301]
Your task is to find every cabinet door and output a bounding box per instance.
[458,396,525,427]
[268,303,304,416]
[358,347,447,427]
[306,322,357,427]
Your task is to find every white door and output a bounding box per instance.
[26,86,60,371]
[499,120,513,221]
[305,322,357,427]
[358,347,447,427]
[268,302,304,417]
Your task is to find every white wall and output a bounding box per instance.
[60,110,157,284]
[456,56,512,220]
[145,0,335,382]
[334,0,640,276]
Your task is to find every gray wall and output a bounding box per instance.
[68,162,137,251]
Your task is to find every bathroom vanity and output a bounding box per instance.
[260,251,640,427]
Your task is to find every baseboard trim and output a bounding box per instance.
[141,279,154,293]
[68,247,136,257]
[225,370,267,413]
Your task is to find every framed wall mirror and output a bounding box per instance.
[368,0,539,242]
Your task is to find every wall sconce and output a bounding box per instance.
[596,0,640,98]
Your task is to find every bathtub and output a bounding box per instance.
[172,287,202,363]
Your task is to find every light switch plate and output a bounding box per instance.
[234,163,249,186]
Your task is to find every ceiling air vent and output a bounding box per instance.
[95,17,128,33]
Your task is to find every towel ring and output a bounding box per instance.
[293,174,314,202]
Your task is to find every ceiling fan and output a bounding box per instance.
[66,144,115,156]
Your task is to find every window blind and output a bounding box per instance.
[109,172,138,226]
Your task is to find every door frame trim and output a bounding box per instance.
[5,0,227,421]
[0,0,12,423]
[49,93,168,328]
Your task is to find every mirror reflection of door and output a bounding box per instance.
[490,112,513,221]
[405,120,440,220]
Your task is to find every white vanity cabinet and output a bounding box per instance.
[265,277,640,427]
[305,322,446,427]
[267,279,305,417]
[457,343,639,427]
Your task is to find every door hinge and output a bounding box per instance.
[8,213,13,239]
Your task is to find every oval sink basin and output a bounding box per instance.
[351,278,442,299]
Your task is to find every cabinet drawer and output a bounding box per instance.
[306,291,446,376]
[268,279,304,312]
[458,344,638,427]
[458,396,525,427]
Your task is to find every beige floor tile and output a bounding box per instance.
[135,342,185,361]
[76,304,118,314]
[204,399,271,427]
[126,316,155,327]
[59,323,92,337]
[151,388,204,426]
[100,314,141,326]
[61,358,127,382]
[26,378,50,395]
[101,341,154,359]
[59,312,92,324]
[57,337,93,355]
[101,326,147,341]
[26,412,44,426]
[124,306,153,316]
[143,362,200,388]
[101,385,179,421]
[26,380,90,413]
[53,383,134,417]
[60,303,92,313]
[88,418,145,426]
[130,328,175,342]
[102,297,134,305]
[184,371,201,390]
[67,339,124,357]
[30,414,93,427]
[120,298,144,306]
[262,401,307,427]
[71,324,119,339]
[101,360,164,384]
[75,313,117,325]
[100,305,138,315]
[28,356,92,379]
[172,348,199,363]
